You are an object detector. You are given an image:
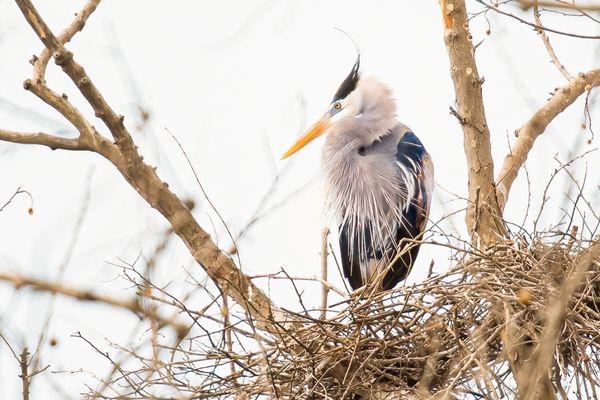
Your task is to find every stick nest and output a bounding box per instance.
[91,235,600,399]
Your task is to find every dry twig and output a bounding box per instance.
[0,271,187,335]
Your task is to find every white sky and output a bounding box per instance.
[0,0,598,397]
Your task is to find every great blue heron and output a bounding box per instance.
[281,56,434,291]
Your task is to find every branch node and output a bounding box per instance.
[53,49,73,66]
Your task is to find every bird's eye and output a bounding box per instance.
[333,101,342,110]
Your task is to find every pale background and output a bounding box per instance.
[0,0,598,397]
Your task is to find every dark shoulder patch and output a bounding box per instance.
[397,131,426,163]
[332,56,360,102]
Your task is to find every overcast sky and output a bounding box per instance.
[0,1,598,397]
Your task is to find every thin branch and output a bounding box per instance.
[0,128,89,151]
[0,186,33,213]
[20,347,30,400]
[496,69,600,209]
[477,0,600,39]
[320,228,330,319]
[532,1,573,82]
[0,271,187,335]
[517,0,600,11]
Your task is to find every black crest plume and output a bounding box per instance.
[332,55,360,102]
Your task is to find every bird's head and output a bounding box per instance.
[281,56,396,159]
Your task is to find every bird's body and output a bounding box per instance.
[327,124,434,290]
[282,58,434,291]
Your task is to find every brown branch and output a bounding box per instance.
[0,270,188,335]
[10,0,291,338]
[20,347,30,400]
[33,0,100,81]
[0,128,89,151]
[477,0,600,39]
[496,69,600,209]
[320,228,330,320]
[439,0,506,246]
[517,0,600,11]
[532,1,573,82]
[23,81,98,144]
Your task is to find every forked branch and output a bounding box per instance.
[8,0,291,337]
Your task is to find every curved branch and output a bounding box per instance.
[496,69,600,210]
[12,0,292,337]
[0,271,188,335]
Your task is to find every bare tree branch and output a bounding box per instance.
[10,0,292,337]
[532,1,573,82]
[496,69,600,209]
[20,348,30,400]
[0,186,33,213]
[0,271,187,335]
[32,0,100,81]
[517,0,600,11]
[320,228,329,320]
[439,0,507,246]
[477,0,600,39]
[0,128,89,151]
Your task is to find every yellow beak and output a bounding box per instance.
[281,117,331,159]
